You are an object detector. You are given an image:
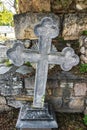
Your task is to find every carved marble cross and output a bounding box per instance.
[7,17,79,108]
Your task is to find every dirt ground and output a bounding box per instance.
[0,109,87,130]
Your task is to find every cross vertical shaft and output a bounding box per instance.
[33,36,51,107]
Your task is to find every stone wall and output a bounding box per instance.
[0,0,87,113]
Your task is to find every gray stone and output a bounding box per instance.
[0,105,11,112]
[7,17,79,108]
[60,82,73,88]
[0,96,6,105]
[0,66,23,96]
[16,65,34,75]
[6,97,25,108]
[16,103,58,129]
[1,85,22,96]
[0,45,8,62]
[0,66,12,74]
[25,76,35,89]
[14,13,60,40]
[26,89,34,96]
[63,13,87,40]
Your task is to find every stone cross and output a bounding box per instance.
[7,17,79,108]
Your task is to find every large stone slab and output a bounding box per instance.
[18,0,50,13]
[62,13,87,40]
[14,13,60,40]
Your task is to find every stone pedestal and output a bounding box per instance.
[16,103,58,130]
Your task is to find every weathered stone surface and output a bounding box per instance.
[69,97,84,110]
[60,82,73,88]
[48,96,62,110]
[16,65,34,75]
[0,105,11,112]
[0,66,23,96]
[25,76,35,89]
[18,0,50,13]
[14,13,60,40]
[62,13,87,40]
[0,45,8,62]
[0,96,6,105]
[26,89,34,96]
[0,66,12,74]
[74,83,87,96]
[79,36,87,63]
[6,97,25,108]
[76,0,87,10]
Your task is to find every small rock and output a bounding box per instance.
[0,105,11,112]
[16,65,34,75]
[80,55,87,63]
[80,46,85,54]
[0,66,12,74]
[0,96,6,105]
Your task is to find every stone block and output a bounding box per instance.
[52,88,63,97]
[48,96,62,110]
[18,0,50,13]
[62,13,87,40]
[25,76,35,89]
[26,89,34,96]
[60,82,73,88]
[1,85,22,96]
[79,36,87,63]
[69,97,84,110]
[0,96,6,105]
[14,13,60,40]
[0,45,8,62]
[0,105,11,112]
[6,97,26,108]
[47,79,59,89]
[74,83,87,96]
[76,0,87,10]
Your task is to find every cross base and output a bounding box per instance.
[16,103,58,130]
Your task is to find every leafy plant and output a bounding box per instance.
[81,30,87,35]
[83,115,87,125]
[0,2,13,26]
[5,59,13,67]
[79,64,87,73]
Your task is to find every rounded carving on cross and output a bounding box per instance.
[61,47,79,71]
[7,41,24,66]
[34,17,59,38]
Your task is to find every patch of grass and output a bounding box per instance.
[83,115,87,125]
[5,59,13,67]
[79,64,87,73]
[24,61,32,67]
[81,30,87,35]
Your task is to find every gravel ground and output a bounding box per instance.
[0,109,87,130]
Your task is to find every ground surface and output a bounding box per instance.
[0,109,87,130]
